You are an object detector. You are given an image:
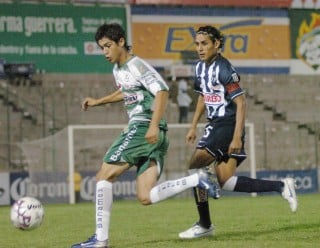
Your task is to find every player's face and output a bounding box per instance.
[195,33,220,64]
[98,37,125,64]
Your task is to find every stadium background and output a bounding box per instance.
[0,0,319,205]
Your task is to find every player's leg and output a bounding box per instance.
[133,124,217,205]
[215,158,297,212]
[178,186,214,239]
[72,126,135,248]
[147,171,206,204]
[136,161,159,205]
[136,159,214,205]
[71,162,129,248]
[179,149,217,239]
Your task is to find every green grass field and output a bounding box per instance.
[1,194,319,248]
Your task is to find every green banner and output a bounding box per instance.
[0,3,127,73]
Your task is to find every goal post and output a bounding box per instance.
[67,122,256,204]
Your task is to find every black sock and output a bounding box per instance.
[193,187,211,228]
[234,176,284,193]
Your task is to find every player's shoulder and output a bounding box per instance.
[128,55,148,68]
[216,54,233,67]
[127,55,154,75]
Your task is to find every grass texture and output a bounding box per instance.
[0,194,319,248]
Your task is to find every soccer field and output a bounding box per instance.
[1,194,319,248]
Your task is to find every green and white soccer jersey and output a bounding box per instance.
[104,56,169,176]
[113,56,169,123]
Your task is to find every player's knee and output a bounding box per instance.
[220,176,237,191]
[217,176,229,187]
[96,171,108,181]
[95,163,118,182]
[137,194,152,205]
[218,179,225,188]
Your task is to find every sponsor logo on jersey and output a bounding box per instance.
[231,73,240,82]
[124,94,138,105]
[110,125,138,161]
[203,93,222,103]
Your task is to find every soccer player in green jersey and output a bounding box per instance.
[71,23,218,248]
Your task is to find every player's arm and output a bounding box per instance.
[229,93,246,154]
[145,90,169,144]
[186,94,205,144]
[82,89,123,111]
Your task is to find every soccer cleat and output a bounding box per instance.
[71,235,108,248]
[281,178,298,212]
[198,171,221,199]
[179,223,214,239]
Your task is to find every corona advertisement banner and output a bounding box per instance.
[132,7,290,74]
[289,9,320,74]
[0,3,126,73]
[0,168,317,205]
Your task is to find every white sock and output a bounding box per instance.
[222,176,238,191]
[188,169,198,175]
[149,173,199,203]
[95,180,112,241]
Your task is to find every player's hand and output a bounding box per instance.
[145,125,159,144]
[228,139,242,154]
[186,128,197,144]
[81,97,97,111]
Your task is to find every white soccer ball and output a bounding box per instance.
[10,196,44,230]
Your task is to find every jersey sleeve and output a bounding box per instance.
[129,57,169,96]
[218,59,244,99]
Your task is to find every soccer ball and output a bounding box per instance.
[10,197,44,230]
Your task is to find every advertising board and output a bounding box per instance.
[0,3,127,73]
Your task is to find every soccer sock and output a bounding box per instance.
[149,173,199,203]
[229,176,283,193]
[222,176,237,191]
[193,187,211,229]
[95,180,113,242]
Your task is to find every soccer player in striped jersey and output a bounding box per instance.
[178,25,298,239]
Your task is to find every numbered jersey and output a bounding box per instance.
[113,56,169,123]
[194,54,244,120]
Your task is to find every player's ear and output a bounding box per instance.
[118,37,126,48]
[214,39,221,49]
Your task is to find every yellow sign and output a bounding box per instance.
[132,21,290,60]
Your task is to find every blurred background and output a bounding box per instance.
[0,0,319,204]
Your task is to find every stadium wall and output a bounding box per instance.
[0,168,318,205]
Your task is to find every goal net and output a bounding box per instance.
[18,123,255,204]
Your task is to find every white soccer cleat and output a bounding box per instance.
[179,223,214,239]
[281,178,298,212]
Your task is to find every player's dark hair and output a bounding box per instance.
[95,23,131,51]
[196,26,224,49]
